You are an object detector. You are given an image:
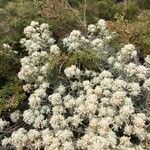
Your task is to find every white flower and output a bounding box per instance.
[124,63,137,76]
[33,114,47,128]
[52,105,64,115]
[64,96,76,109]
[40,23,49,31]
[50,44,60,55]
[97,19,107,30]
[23,84,31,92]
[143,78,150,91]
[40,82,49,89]
[47,38,55,44]
[31,21,39,27]
[57,85,66,95]
[113,62,122,70]
[56,129,73,142]
[28,95,42,108]
[49,93,62,105]
[99,70,112,79]
[10,110,21,123]
[100,78,113,90]
[40,64,49,75]
[70,30,81,37]
[23,109,35,125]
[127,82,140,96]
[3,43,11,49]
[2,137,11,147]
[34,88,47,98]
[67,115,82,127]
[91,38,104,49]
[27,129,40,141]
[119,105,134,116]
[62,142,74,150]
[24,26,36,37]
[108,56,115,64]
[145,55,150,65]
[111,91,126,106]
[124,125,133,135]
[68,42,80,51]
[133,113,146,128]
[112,79,127,91]
[50,115,66,129]
[37,76,44,82]
[94,86,103,96]
[118,136,132,148]
[0,118,9,130]
[64,65,76,78]
[88,24,96,33]
[136,65,147,80]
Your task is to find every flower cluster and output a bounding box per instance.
[0,20,150,150]
[16,21,58,131]
[63,19,111,53]
[3,43,18,54]
[0,118,9,130]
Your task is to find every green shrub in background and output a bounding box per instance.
[0,77,26,112]
[96,0,117,20]
[136,0,150,10]
[68,0,82,7]
[0,0,43,49]
[0,0,15,8]
[41,0,79,40]
[0,49,26,112]
[0,49,20,86]
[68,0,143,24]
[76,0,117,23]
[116,1,140,21]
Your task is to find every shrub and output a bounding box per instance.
[96,0,117,20]
[0,20,150,149]
[0,77,26,112]
[0,48,26,113]
[0,49,19,86]
[136,0,150,10]
[77,0,117,23]
[0,0,43,47]
[116,1,140,21]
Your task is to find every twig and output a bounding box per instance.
[59,56,69,74]
[83,0,87,29]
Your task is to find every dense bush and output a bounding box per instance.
[0,48,26,112]
[0,1,150,149]
[136,0,150,10]
[0,0,43,47]
[0,19,150,150]
[68,0,143,23]
[73,0,117,23]
[0,77,26,112]
[41,0,80,39]
[116,1,140,21]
